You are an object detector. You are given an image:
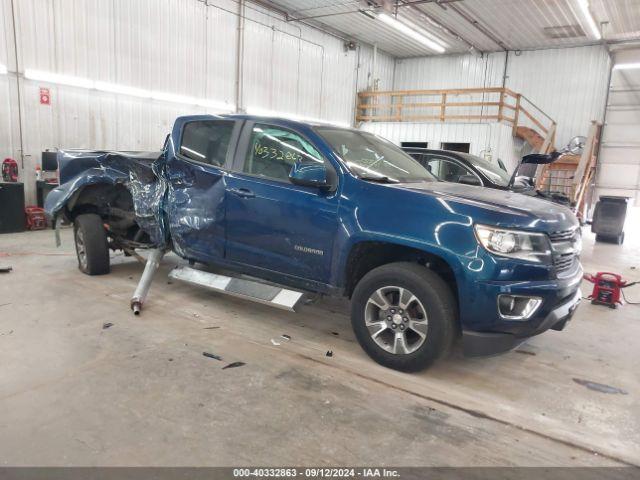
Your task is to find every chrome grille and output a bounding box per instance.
[553,254,575,273]
[549,228,577,243]
[549,227,580,275]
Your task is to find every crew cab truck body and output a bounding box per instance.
[45,114,583,371]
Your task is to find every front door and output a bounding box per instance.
[164,117,241,263]
[225,122,340,285]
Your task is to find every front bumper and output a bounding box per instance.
[462,287,581,356]
[460,261,583,357]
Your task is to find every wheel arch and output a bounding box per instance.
[342,240,461,305]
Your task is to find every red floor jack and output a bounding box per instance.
[583,272,639,308]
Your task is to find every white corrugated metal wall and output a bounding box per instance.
[596,48,640,205]
[0,0,19,168]
[505,45,611,149]
[359,122,518,171]
[394,52,505,90]
[0,0,393,204]
[362,46,611,170]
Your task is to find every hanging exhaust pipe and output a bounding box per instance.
[130,247,166,315]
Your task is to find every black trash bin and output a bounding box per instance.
[0,182,26,234]
[591,195,629,245]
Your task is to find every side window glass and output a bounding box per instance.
[431,157,477,183]
[244,124,324,182]
[425,158,442,177]
[180,120,235,167]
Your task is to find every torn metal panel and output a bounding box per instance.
[44,150,166,246]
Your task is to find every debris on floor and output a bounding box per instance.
[271,334,291,346]
[203,326,220,330]
[0,329,13,336]
[0,266,12,273]
[102,322,114,330]
[573,378,628,395]
[222,361,246,370]
[330,331,339,336]
[203,351,222,361]
[326,350,333,357]
[515,349,536,356]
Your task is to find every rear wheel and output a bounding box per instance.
[350,262,457,372]
[74,213,110,275]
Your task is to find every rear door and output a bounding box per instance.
[164,117,242,263]
[224,122,340,285]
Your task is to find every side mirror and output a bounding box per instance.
[289,160,331,189]
[566,136,587,155]
[458,174,482,186]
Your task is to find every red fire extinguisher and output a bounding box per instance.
[2,158,19,182]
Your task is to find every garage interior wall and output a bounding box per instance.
[361,45,611,170]
[597,48,640,204]
[0,0,394,204]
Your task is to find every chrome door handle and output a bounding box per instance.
[229,187,255,198]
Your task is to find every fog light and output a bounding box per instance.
[497,295,542,320]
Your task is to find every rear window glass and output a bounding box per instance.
[180,120,235,167]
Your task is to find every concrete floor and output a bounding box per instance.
[0,215,639,467]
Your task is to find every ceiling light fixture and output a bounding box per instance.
[378,13,445,53]
[398,16,449,50]
[246,106,351,128]
[24,68,235,111]
[613,62,640,70]
[0,64,8,75]
[576,0,601,40]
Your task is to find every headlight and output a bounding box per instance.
[474,224,552,263]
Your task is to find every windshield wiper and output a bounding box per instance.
[358,175,400,184]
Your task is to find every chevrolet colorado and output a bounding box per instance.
[45,114,583,371]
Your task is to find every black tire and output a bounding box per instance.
[73,213,110,275]
[350,262,457,372]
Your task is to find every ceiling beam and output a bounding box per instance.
[396,0,462,8]
[446,2,509,50]
[396,0,481,52]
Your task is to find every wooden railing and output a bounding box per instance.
[357,87,601,220]
[356,87,556,142]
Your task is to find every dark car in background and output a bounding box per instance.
[402,147,512,188]
[403,147,570,205]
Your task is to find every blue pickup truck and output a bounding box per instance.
[45,114,583,372]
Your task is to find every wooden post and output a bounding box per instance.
[572,121,598,202]
[512,94,521,136]
[497,90,504,122]
[440,93,446,122]
[535,122,557,190]
[395,96,402,122]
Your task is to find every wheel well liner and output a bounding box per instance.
[66,183,134,221]
[343,242,458,303]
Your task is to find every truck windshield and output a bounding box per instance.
[317,128,436,183]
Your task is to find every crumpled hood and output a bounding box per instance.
[391,181,579,232]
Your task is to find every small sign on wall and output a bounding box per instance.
[39,87,51,105]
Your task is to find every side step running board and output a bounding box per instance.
[169,266,305,312]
